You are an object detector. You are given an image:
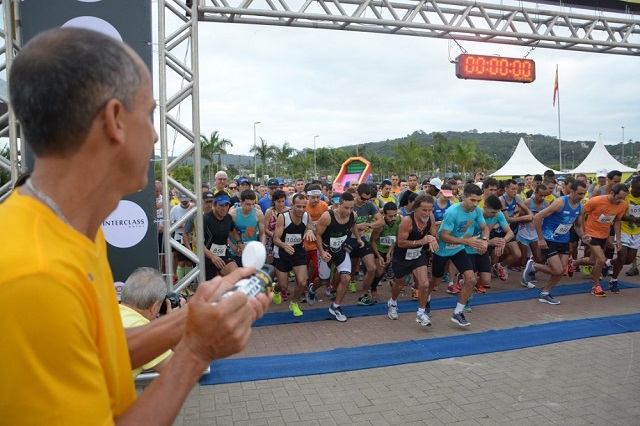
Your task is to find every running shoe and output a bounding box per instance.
[581,265,592,277]
[474,284,487,293]
[299,293,307,303]
[387,300,398,320]
[357,293,375,306]
[566,258,577,277]
[273,291,282,305]
[412,289,419,300]
[289,302,303,316]
[601,266,610,278]
[462,303,472,313]
[625,266,639,276]
[451,312,470,327]
[493,263,507,281]
[591,285,606,297]
[355,271,363,281]
[609,280,620,294]
[329,305,347,322]
[325,286,333,297]
[521,278,536,289]
[442,273,450,283]
[307,284,316,306]
[348,281,357,293]
[538,293,560,305]
[446,284,460,295]
[416,311,431,326]
[523,259,536,284]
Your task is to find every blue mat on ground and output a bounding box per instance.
[253,281,640,327]
[201,313,640,385]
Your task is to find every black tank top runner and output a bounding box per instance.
[274,211,308,258]
[393,211,432,261]
[322,209,355,253]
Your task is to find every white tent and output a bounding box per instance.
[570,136,635,174]
[492,138,560,177]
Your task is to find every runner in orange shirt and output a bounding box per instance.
[570,184,628,296]
[304,184,329,287]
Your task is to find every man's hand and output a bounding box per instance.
[357,239,365,248]
[538,239,549,250]
[182,268,271,362]
[283,243,295,255]
[211,255,226,270]
[321,251,332,262]
[304,230,316,242]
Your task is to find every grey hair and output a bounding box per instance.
[120,267,166,310]
[9,27,144,157]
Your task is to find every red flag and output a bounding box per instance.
[552,65,559,107]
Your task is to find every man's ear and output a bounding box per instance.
[102,98,126,146]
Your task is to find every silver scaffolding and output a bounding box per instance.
[1,0,639,286]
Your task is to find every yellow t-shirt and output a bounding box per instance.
[544,193,556,205]
[119,305,172,378]
[622,193,640,235]
[0,191,136,424]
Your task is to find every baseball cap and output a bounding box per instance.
[267,178,279,188]
[440,184,454,198]
[596,169,608,178]
[202,190,214,201]
[429,178,443,190]
[422,178,430,186]
[238,177,251,185]
[178,193,189,202]
[213,193,231,205]
[515,178,525,184]
[331,192,342,204]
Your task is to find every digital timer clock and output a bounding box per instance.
[456,54,536,83]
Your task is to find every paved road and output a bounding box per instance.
[172,267,640,425]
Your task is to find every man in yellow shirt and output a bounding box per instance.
[0,28,270,425]
[119,267,177,377]
[609,177,640,293]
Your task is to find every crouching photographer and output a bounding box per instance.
[119,267,183,377]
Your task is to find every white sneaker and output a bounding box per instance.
[416,311,431,326]
[388,300,398,320]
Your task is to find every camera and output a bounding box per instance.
[159,291,184,315]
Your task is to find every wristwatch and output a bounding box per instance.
[481,237,488,240]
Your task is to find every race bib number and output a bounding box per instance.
[379,236,396,246]
[210,243,226,256]
[629,205,640,217]
[554,223,571,235]
[597,214,615,224]
[405,247,422,260]
[285,233,302,245]
[329,235,347,250]
[445,243,461,250]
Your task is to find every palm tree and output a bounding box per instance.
[452,140,479,181]
[394,136,427,176]
[250,137,276,181]
[431,133,452,178]
[274,141,296,177]
[200,131,233,182]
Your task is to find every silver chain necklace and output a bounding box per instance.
[25,178,72,226]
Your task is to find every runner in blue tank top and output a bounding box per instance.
[522,181,588,305]
[492,179,533,282]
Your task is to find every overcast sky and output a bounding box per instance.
[157,3,640,158]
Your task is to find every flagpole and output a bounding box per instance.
[554,64,562,170]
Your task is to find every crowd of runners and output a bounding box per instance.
[161,167,640,328]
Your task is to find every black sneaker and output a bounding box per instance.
[357,294,375,306]
[451,312,470,327]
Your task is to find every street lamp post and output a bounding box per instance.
[313,135,319,178]
[572,150,574,169]
[253,121,260,181]
[622,126,625,164]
